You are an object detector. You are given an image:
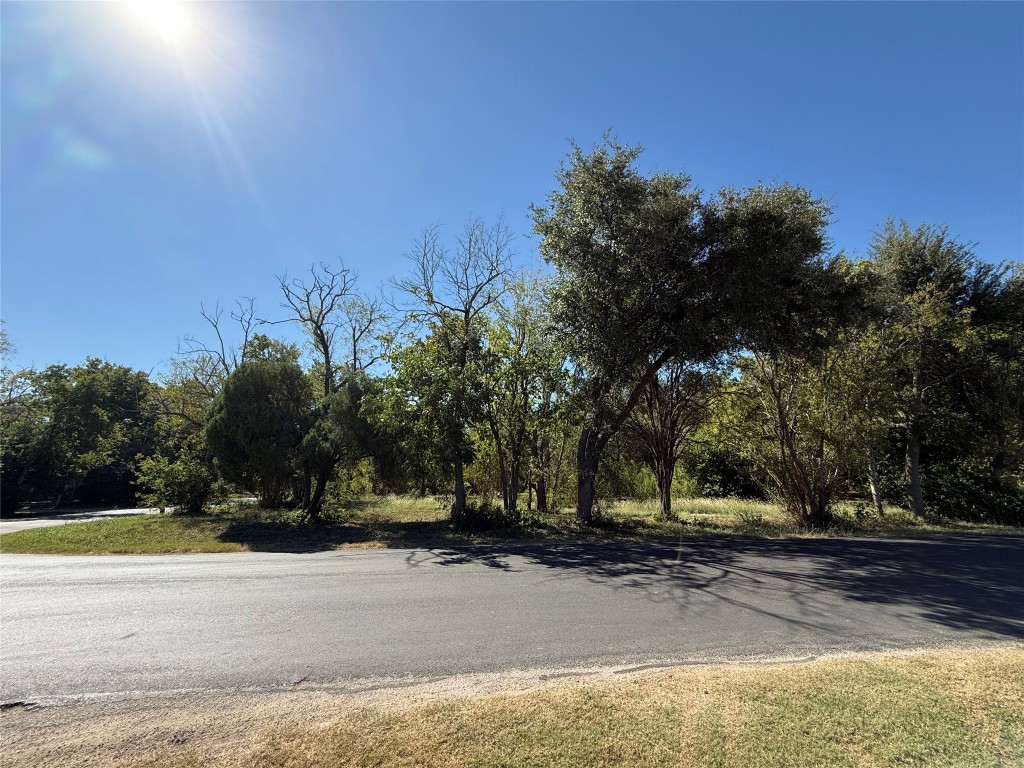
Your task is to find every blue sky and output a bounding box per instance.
[3,1,1022,376]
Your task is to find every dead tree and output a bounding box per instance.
[394,218,513,522]
[276,262,359,517]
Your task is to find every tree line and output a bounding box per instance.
[3,139,1021,527]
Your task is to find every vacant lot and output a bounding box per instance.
[1,496,1017,555]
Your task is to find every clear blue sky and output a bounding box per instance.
[3,1,1022,376]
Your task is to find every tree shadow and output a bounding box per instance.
[215,517,506,553]
[213,509,1024,641]
[215,520,359,552]
[406,535,1024,639]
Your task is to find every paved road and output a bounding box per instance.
[2,535,1022,704]
[0,508,158,534]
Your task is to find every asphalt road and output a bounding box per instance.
[2,535,1022,704]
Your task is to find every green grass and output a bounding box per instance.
[0,514,248,555]
[1,495,1018,555]
[128,647,1024,768]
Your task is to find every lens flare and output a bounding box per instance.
[127,0,194,46]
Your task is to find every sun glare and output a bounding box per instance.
[127,0,195,47]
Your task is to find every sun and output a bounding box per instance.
[126,0,195,47]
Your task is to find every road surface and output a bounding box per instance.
[2,535,1022,704]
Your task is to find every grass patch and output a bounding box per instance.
[609,497,1021,538]
[0,515,247,555]
[125,647,1024,768]
[1,495,1018,555]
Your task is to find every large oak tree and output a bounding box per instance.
[532,138,841,524]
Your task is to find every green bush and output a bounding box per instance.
[135,437,225,516]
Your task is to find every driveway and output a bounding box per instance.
[0,508,159,534]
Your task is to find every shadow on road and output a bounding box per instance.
[410,535,1024,639]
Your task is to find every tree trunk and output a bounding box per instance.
[258,481,276,509]
[535,476,548,514]
[991,428,1007,488]
[498,461,510,514]
[307,471,329,520]
[298,468,312,511]
[552,430,568,509]
[906,372,925,517]
[867,452,884,518]
[492,428,510,514]
[655,458,675,518]
[452,454,467,523]
[809,435,830,528]
[906,422,924,516]
[508,461,520,523]
[576,427,601,525]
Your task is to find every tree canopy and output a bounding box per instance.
[3,138,1020,529]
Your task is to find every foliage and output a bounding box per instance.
[866,221,1023,520]
[531,136,843,523]
[626,362,720,517]
[299,373,374,516]
[204,361,311,508]
[393,218,513,522]
[372,314,489,505]
[4,142,1021,528]
[682,440,763,499]
[1,358,158,512]
[480,274,570,519]
[135,430,223,516]
[730,351,852,528]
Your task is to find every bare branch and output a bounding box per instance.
[278,261,357,394]
[395,218,515,331]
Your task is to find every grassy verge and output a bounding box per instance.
[1,495,1018,555]
[106,647,1022,767]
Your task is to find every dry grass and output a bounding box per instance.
[1,495,1017,555]
[3,647,1020,768]
[240,648,1024,768]
[607,497,1019,538]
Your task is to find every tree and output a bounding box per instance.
[627,362,719,518]
[277,262,383,518]
[379,311,491,517]
[867,221,1004,516]
[839,325,901,518]
[481,275,568,519]
[920,259,1024,521]
[204,361,311,508]
[365,347,453,497]
[532,137,838,524]
[964,264,1024,516]
[143,317,302,517]
[0,359,158,510]
[340,294,390,373]
[135,429,221,515]
[278,262,356,398]
[178,298,265,401]
[0,329,37,514]
[730,349,855,528]
[394,219,513,522]
[300,374,373,516]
